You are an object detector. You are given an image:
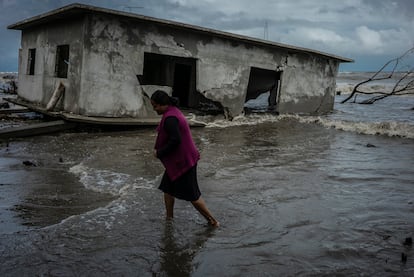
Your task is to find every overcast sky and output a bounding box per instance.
[1,0,413,72]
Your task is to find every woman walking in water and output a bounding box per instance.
[151,90,219,227]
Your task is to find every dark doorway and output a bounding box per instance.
[173,63,192,107]
[245,67,281,112]
[140,53,197,108]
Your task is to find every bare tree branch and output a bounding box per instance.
[341,47,414,104]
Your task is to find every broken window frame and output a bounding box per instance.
[244,66,281,112]
[55,44,69,78]
[27,48,36,75]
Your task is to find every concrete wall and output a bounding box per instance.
[18,28,45,103]
[80,14,151,117]
[18,18,84,112]
[278,53,339,114]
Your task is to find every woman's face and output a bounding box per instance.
[151,100,168,115]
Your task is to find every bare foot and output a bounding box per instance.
[208,218,220,227]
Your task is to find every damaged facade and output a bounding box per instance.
[8,3,352,121]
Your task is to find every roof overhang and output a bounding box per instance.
[8,3,353,63]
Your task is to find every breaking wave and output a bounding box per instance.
[203,113,414,139]
[298,116,414,139]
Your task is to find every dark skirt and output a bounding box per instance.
[158,165,201,201]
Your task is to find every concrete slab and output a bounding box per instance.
[0,120,77,139]
[0,108,29,114]
[5,97,206,127]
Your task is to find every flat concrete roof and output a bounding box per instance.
[8,3,353,63]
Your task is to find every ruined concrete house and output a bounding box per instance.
[8,3,352,123]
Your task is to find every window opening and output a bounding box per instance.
[27,48,36,75]
[55,45,69,78]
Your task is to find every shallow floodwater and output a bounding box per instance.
[1,94,414,276]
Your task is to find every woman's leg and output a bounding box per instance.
[191,197,219,227]
[164,193,175,219]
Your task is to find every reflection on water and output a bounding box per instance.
[160,221,216,277]
[0,116,413,276]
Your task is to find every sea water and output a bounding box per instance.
[0,73,413,276]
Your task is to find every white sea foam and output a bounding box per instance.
[205,113,282,128]
[69,163,130,195]
[69,163,156,196]
[54,199,130,231]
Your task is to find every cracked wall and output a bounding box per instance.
[278,53,339,114]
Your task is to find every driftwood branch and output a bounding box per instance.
[341,47,414,104]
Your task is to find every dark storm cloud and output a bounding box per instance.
[362,0,414,19]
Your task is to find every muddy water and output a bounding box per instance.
[1,112,413,276]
